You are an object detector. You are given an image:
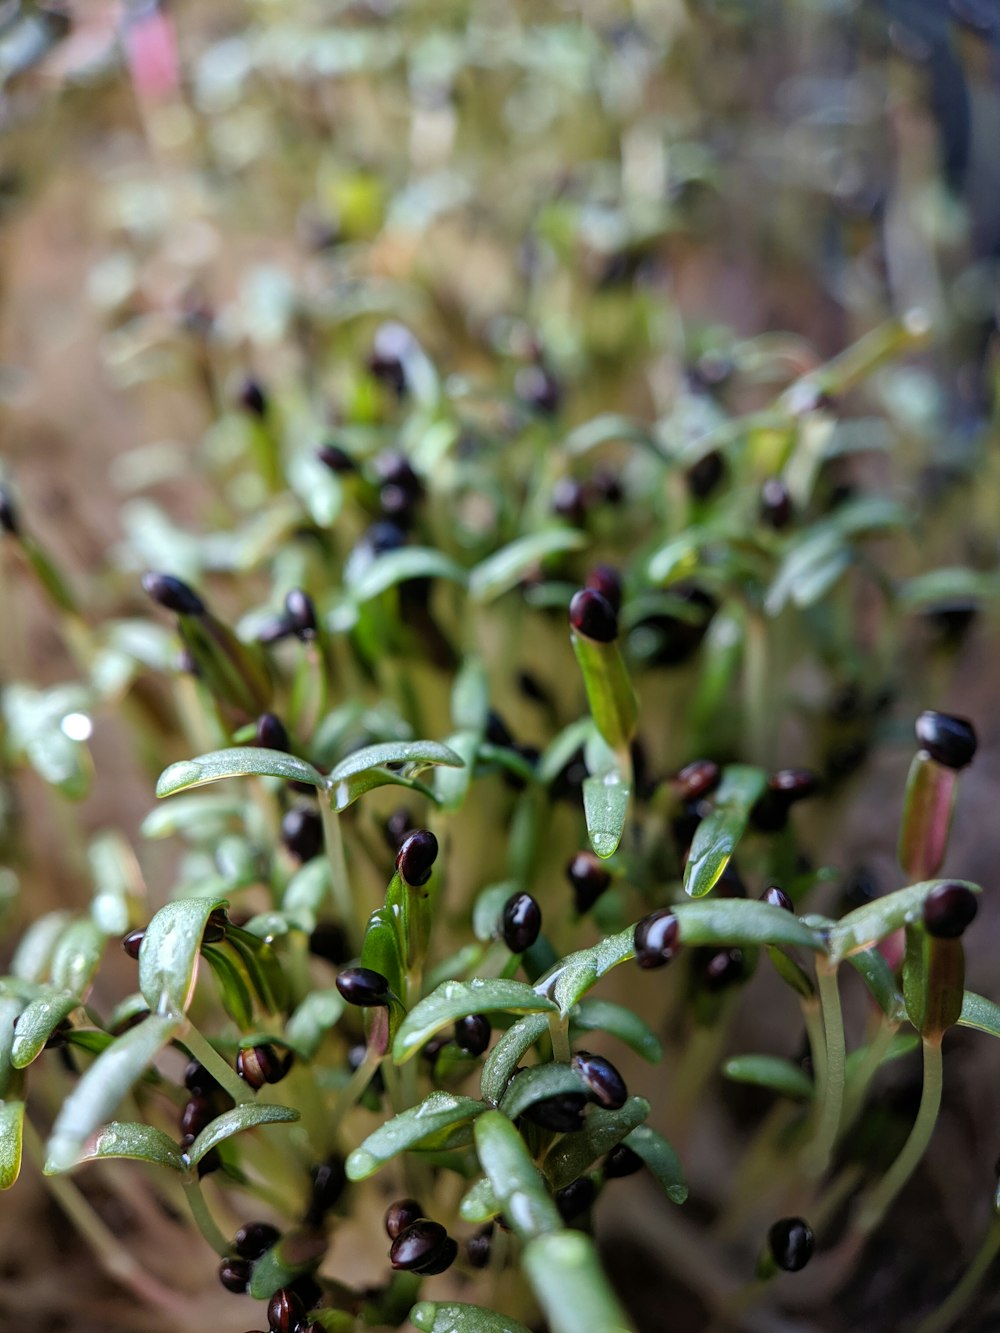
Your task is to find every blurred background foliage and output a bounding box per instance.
[2,1,1000,1330]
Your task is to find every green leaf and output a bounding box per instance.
[766,945,815,999]
[0,1100,24,1189]
[571,1000,662,1063]
[898,568,1000,613]
[156,748,325,798]
[537,718,593,786]
[582,772,631,860]
[288,450,343,527]
[564,412,662,457]
[499,1063,588,1122]
[285,989,346,1060]
[722,1055,813,1100]
[248,1230,328,1300]
[201,946,254,1029]
[469,530,587,603]
[88,832,138,936]
[458,1175,501,1223]
[45,1014,181,1173]
[472,883,518,943]
[361,907,405,1006]
[674,900,826,952]
[346,1093,487,1181]
[223,925,288,1014]
[683,765,767,898]
[186,1103,299,1167]
[393,980,557,1064]
[327,739,463,785]
[410,1302,532,1333]
[75,1121,185,1171]
[536,929,636,1017]
[480,1013,550,1104]
[49,919,105,998]
[140,793,244,841]
[546,1097,651,1189]
[473,1110,562,1239]
[11,989,78,1069]
[522,1231,636,1333]
[958,991,1000,1039]
[349,547,468,602]
[10,911,72,981]
[829,880,981,964]
[138,897,228,1015]
[622,1124,687,1204]
[570,632,638,756]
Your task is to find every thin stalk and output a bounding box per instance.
[805,960,846,1179]
[183,1178,231,1256]
[916,1216,1000,1333]
[23,1121,186,1316]
[802,996,827,1110]
[842,1018,898,1129]
[856,1036,943,1235]
[180,1025,252,1106]
[319,800,362,954]
[329,1046,382,1140]
[548,1012,571,1063]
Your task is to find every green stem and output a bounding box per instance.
[802,995,827,1110]
[183,1179,231,1257]
[330,1046,382,1140]
[916,1215,1000,1333]
[548,1012,571,1064]
[180,1025,253,1106]
[856,1036,943,1235]
[319,800,362,954]
[842,1018,897,1129]
[805,960,846,1179]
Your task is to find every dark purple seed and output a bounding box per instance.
[454,1014,491,1056]
[592,466,624,505]
[384,807,415,851]
[336,967,392,1007]
[565,851,611,914]
[236,376,267,417]
[421,1034,449,1066]
[181,1095,215,1138]
[523,1092,588,1133]
[484,710,515,748]
[289,1275,324,1313]
[256,615,296,646]
[390,1219,450,1271]
[233,1222,280,1260]
[604,1144,644,1179]
[317,443,356,473]
[760,478,792,530]
[184,1060,220,1097]
[384,1198,424,1240]
[515,363,561,416]
[769,769,819,800]
[501,893,541,953]
[202,909,228,944]
[768,1217,814,1272]
[686,450,725,500]
[267,1286,304,1333]
[237,1044,289,1090]
[674,759,721,802]
[121,929,144,960]
[395,829,438,887]
[218,1257,251,1293]
[585,564,623,614]
[572,1051,628,1110]
[915,711,977,770]
[141,572,205,616]
[308,922,349,965]
[762,885,794,913]
[197,1148,222,1177]
[365,520,408,556]
[466,1226,493,1268]
[307,1155,347,1220]
[374,451,422,499]
[517,670,551,705]
[414,1236,458,1275]
[0,485,20,536]
[255,712,290,751]
[285,588,318,640]
[368,323,412,395]
[282,807,324,863]
[923,882,978,939]
[569,588,618,643]
[110,1007,150,1036]
[555,1176,596,1222]
[634,909,681,969]
[551,477,589,525]
[701,947,745,991]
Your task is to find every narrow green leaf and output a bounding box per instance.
[349,548,468,602]
[11,989,78,1069]
[766,945,816,999]
[49,919,105,998]
[623,1124,687,1204]
[140,793,244,841]
[285,989,346,1060]
[458,1175,501,1223]
[327,739,463,785]
[201,946,254,1029]
[224,926,288,1014]
[187,1103,299,1167]
[88,832,138,937]
[546,1097,651,1189]
[472,883,517,944]
[829,880,981,963]
[393,980,556,1064]
[722,1055,813,1100]
[248,1230,328,1299]
[582,773,631,860]
[897,568,1000,613]
[346,1094,487,1181]
[473,1110,561,1239]
[958,991,1000,1039]
[571,1000,661,1063]
[570,632,638,756]
[536,929,635,1017]
[139,897,228,1015]
[410,1301,532,1333]
[683,765,767,898]
[76,1121,185,1171]
[499,1064,588,1122]
[10,911,72,981]
[361,906,405,1006]
[523,1231,636,1333]
[45,1014,181,1173]
[480,1013,550,1104]
[0,1100,24,1189]
[156,748,324,798]
[469,530,587,604]
[674,900,826,952]
[564,412,661,457]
